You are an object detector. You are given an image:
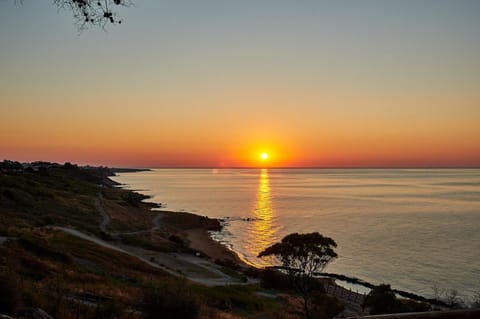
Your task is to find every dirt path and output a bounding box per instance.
[152,214,163,231]
[95,193,110,233]
[88,195,256,285]
[111,212,163,236]
[59,198,255,286]
[55,226,253,286]
[96,192,163,236]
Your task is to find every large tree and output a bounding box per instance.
[258,232,338,319]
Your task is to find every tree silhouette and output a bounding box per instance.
[17,0,133,30]
[55,0,133,29]
[258,232,338,319]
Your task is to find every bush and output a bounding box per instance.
[168,234,184,245]
[363,284,430,315]
[260,268,291,291]
[363,284,397,315]
[18,234,72,264]
[94,299,124,319]
[0,272,20,315]
[122,192,148,207]
[143,281,200,319]
[310,292,344,319]
[195,285,264,312]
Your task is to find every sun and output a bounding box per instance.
[260,152,269,160]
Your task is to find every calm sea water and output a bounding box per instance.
[113,169,480,299]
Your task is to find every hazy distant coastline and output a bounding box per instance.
[112,167,152,173]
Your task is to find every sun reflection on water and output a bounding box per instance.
[244,168,277,266]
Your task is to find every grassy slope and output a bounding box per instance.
[0,164,291,319]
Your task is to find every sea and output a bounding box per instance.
[112,168,480,300]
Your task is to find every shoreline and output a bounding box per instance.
[112,170,462,309]
[152,209,248,268]
[146,202,451,309]
[110,171,251,270]
[111,167,480,303]
[2,161,471,318]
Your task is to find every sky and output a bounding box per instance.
[1,0,479,167]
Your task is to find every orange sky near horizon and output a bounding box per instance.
[1,1,480,168]
[1,91,479,168]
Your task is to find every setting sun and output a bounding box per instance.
[261,152,269,160]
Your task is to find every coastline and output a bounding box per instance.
[110,170,250,269]
[152,209,247,268]
[1,161,473,318]
[0,162,254,286]
[112,168,471,308]
[96,172,256,284]
[112,167,480,303]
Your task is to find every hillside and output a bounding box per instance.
[0,161,312,319]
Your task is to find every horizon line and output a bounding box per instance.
[124,165,480,170]
[3,159,479,170]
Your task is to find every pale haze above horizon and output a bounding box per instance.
[1,0,479,168]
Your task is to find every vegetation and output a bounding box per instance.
[309,292,344,319]
[0,161,304,318]
[0,228,163,318]
[143,280,200,319]
[2,160,460,318]
[161,211,222,232]
[260,268,291,291]
[0,161,154,238]
[0,271,20,315]
[363,284,429,315]
[258,232,338,319]
[193,285,265,314]
[362,284,397,315]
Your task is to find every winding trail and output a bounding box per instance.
[111,213,163,236]
[55,194,254,286]
[57,226,246,286]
